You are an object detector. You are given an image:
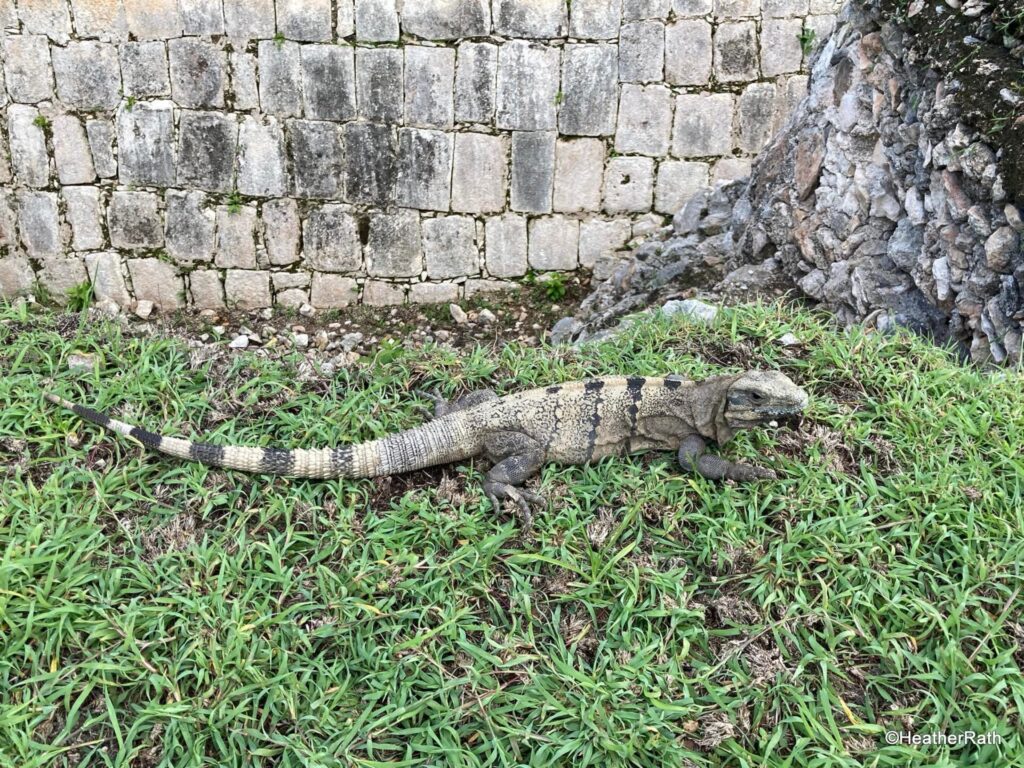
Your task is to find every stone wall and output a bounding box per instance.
[0,0,839,312]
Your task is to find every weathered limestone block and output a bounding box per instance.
[263,199,300,266]
[367,210,422,277]
[355,0,399,41]
[52,42,121,109]
[344,123,397,205]
[3,36,54,103]
[397,128,453,212]
[258,40,303,117]
[410,282,460,303]
[215,205,257,269]
[237,116,288,197]
[86,119,117,179]
[120,42,170,98]
[180,0,224,35]
[569,0,621,38]
[579,218,631,269]
[496,41,560,131]
[277,0,332,41]
[128,258,183,310]
[356,48,403,124]
[311,273,359,307]
[493,0,566,37]
[763,0,809,15]
[20,0,71,42]
[118,101,175,186]
[804,15,836,54]
[714,21,758,83]
[39,257,88,301]
[223,0,275,39]
[337,0,355,36]
[615,84,672,156]
[672,0,712,15]
[403,0,489,39]
[451,132,507,213]
[424,216,478,278]
[165,190,215,264]
[714,0,758,16]
[8,106,50,188]
[603,156,654,213]
[301,45,356,121]
[711,156,750,183]
[64,186,104,251]
[169,39,225,108]
[0,192,16,248]
[619,21,664,83]
[761,19,804,77]
[124,0,181,39]
[0,131,10,184]
[671,93,734,157]
[362,280,406,306]
[559,44,618,136]
[654,160,708,214]
[18,192,60,257]
[188,269,225,309]
[230,52,260,111]
[273,277,310,308]
[665,20,712,86]
[529,216,579,271]
[553,138,604,213]
[511,131,555,214]
[738,82,776,153]
[405,47,456,129]
[626,0,671,17]
[70,0,129,40]
[0,256,35,297]
[289,119,343,198]
[465,278,517,297]
[177,111,237,192]
[225,270,272,309]
[109,191,163,249]
[303,204,361,272]
[485,214,528,278]
[84,252,131,307]
[454,42,497,124]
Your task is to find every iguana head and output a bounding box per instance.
[722,370,808,430]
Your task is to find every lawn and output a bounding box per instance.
[1,299,1022,767]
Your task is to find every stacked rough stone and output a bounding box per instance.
[0,0,838,312]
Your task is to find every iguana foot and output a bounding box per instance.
[678,434,778,482]
[483,481,545,528]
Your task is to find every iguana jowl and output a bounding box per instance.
[45,371,808,523]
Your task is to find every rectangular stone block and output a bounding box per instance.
[177,111,237,192]
[169,39,226,108]
[493,0,566,37]
[671,93,734,157]
[337,0,355,36]
[714,21,758,82]
[180,0,224,35]
[712,156,751,183]
[496,41,559,131]
[553,138,604,213]
[569,0,621,38]
[70,0,128,40]
[215,205,257,268]
[402,0,490,39]
[165,190,215,264]
[619,21,664,83]
[738,82,776,153]
[362,280,406,306]
[761,18,804,76]
[672,0,712,15]
[20,0,71,42]
[810,0,841,12]
[454,42,497,124]
[485,214,527,277]
[666,20,712,86]
[124,0,181,38]
[451,132,507,213]
[615,84,672,156]
[86,119,117,179]
[356,48,403,124]
[0,191,16,248]
[8,106,49,188]
[302,45,356,121]
[225,270,271,309]
[654,160,708,214]
[118,101,175,186]
[0,255,36,298]
[288,119,343,198]
[258,40,303,117]
[311,273,359,307]
[52,116,95,185]
[764,0,809,16]
[188,269,225,309]
[224,0,275,39]
[603,156,654,213]
[528,216,578,271]
[423,216,478,278]
[237,116,288,197]
[804,15,837,54]
[85,252,131,307]
[343,123,397,205]
[623,0,671,18]
[39,257,88,302]
[405,47,455,129]
[465,278,516,297]
[129,258,183,310]
[263,199,300,265]
[714,0,758,16]
[511,131,555,214]
[367,210,422,277]
[230,52,260,111]
[18,191,60,257]
[559,44,618,136]
[278,0,332,41]
[303,204,361,272]
[53,42,122,110]
[410,282,460,304]
[64,186,104,251]
[120,42,170,98]
[579,218,630,269]
[3,36,54,103]
[109,191,163,249]
[397,128,453,212]
[355,0,399,41]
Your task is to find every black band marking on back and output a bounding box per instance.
[545,385,561,395]
[664,377,683,390]
[129,426,162,448]
[625,376,645,434]
[72,404,111,428]
[584,380,604,461]
[189,442,225,466]
[260,447,295,475]
[330,446,354,475]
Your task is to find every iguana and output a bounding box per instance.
[45,371,808,524]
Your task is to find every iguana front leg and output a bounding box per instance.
[417,388,498,419]
[677,434,777,482]
[482,431,546,528]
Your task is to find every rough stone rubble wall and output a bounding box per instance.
[0,0,838,312]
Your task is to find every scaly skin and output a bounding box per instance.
[45,370,809,525]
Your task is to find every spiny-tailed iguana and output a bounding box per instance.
[45,371,808,524]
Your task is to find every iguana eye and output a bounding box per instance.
[751,392,764,402]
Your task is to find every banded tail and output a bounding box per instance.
[44,393,480,479]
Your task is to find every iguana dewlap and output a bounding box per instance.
[45,371,808,523]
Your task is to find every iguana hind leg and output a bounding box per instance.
[678,434,777,482]
[417,388,498,419]
[482,431,546,528]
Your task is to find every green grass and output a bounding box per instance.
[1,300,1022,767]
